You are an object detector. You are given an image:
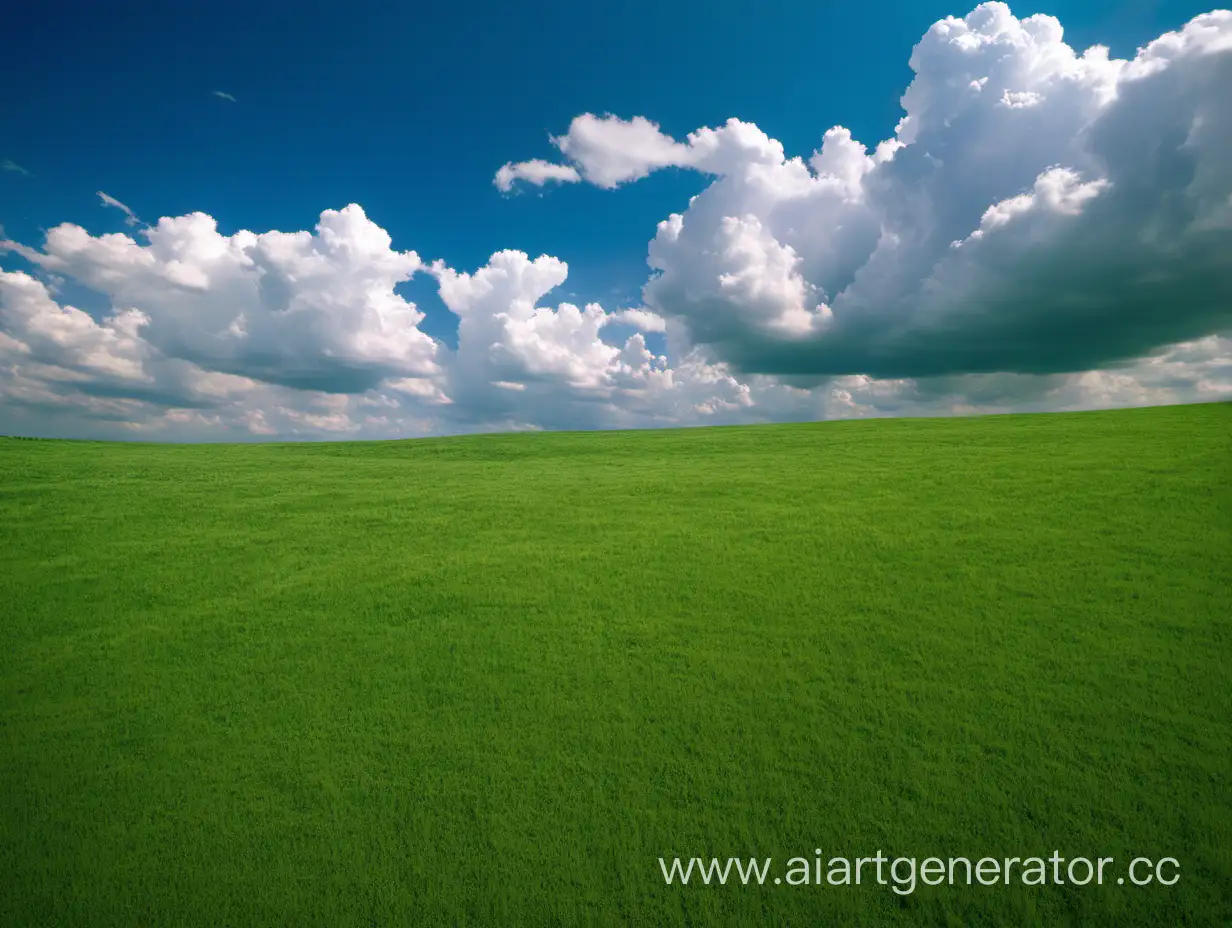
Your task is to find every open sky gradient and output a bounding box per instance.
[1,0,1229,440]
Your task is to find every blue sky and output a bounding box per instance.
[2,0,1211,303]
[0,1,1229,439]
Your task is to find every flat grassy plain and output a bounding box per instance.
[1,403,1229,926]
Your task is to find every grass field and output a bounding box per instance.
[1,403,1229,926]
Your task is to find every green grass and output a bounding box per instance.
[1,403,1229,926]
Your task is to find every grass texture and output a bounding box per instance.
[1,403,1229,926]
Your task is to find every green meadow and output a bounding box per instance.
[1,402,1229,926]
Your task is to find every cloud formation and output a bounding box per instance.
[505,5,1232,384]
[97,191,142,227]
[1,4,1230,440]
[2,159,32,177]
[494,159,580,192]
[495,114,798,191]
[4,206,440,395]
[212,90,237,103]
[606,308,667,333]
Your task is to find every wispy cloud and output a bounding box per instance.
[97,191,142,227]
[212,90,237,103]
[494,159,580,192]
[2,159,32,177]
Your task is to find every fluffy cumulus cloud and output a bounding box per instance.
[425,250,768,432]
[4,205,440,395]
[0,214,761,439]
[496,113,794,191]
[2,3,1230,441]
[600,5,1231,382]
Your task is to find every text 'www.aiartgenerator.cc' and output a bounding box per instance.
[658,852,1180,894]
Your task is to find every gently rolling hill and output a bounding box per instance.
[1,403,1229,926]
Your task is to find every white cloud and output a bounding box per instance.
[494,160,580,192]
[562,4,1232,382]
[963,167,1110,240]
[494,115,692,191]
[495,113,791,191]
[429,251,633,424]
[212,91,237,103]
[606,308,667,332]
[1,226,1226,440]
[97,191,142,227]
[0,270,150,383]
[3,159,32,177]
[3,205,441,394]
[550,114,694,188]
